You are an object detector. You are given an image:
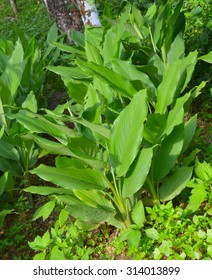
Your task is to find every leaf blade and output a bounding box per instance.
[109,90,148,177]
[159,166,193,201]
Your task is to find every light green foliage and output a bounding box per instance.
[126,202,212,260]
[0,22,60,227]
[0,0,209,253]
[28,208,97,260]
[16,1,211,247]
[28,200,212,260]
[186,159,212,212]
[109,91,148,177]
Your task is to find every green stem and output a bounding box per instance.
[109,169,132,228]
[146,176,160,206]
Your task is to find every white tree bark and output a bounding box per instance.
[76,0,101,27]
[43,0,101,42]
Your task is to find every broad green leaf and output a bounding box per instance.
[29,231,51,251]
[153,124,184,182]
[24,186,73,196]
[83,84,102,124]
[56,157,84,169]
[159,240,173,256]
[47,22,58,43]
[182,149,200,166]
[132,5,145,27]
[190,81,207,100]
[145,228,159,240]
[102,30,120,65]
[71,29,85,47]
[33,252,46,260]
[42,231,51,248]
[155,60,182,114]
[122,147,153,197]
[43,110,110,140]
[13,111,79,144]
[131,200,145,228]
[64,80,87,104]
[187,184,207,213]
[112,59,156,93]
[167,32,184,64]
[73,117,110,140]
[67,136,107,170]
[151,3,167,48]
[145,3,157,23]
[180,51,198,93]
[32,200,56,221]
[93,77,113,103]
[56,192,121,229]
[102,3,130,64]
[164,92,190,136]
[0,139,20,160]
[85,26,103,50]
[73,189,115,211]
[47,65,91,80]
[1,39,24,99]
[49,41,85,56]
[66,203,116,225]
[159,166,193,202]
[143,113,167,144]
[28,236,44,251]
[22,91,37,113]
[27,133,106,171]
[30,164,109,191]
[109,90,148,177]
[25,134,73,156]
[49,246,66,260]
[199,51,212,63]
[58,209,69,226]
[195,158,212,182]
[68,136,97,159]
[85,41,102,63]
[162,1,185,58]
[127,229,141,248]
[181,115,197,153]
[76,60,137,97]
[74,219,100,231]
[149,53,164,77]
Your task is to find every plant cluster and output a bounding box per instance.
[8,0,211,256]
[0,0,211,260]
[0,23,61,225]
[27,199,212,260]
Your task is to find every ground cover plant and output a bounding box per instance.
[0,0,211,260]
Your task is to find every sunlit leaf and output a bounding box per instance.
[30,164,110,191]
[109,90,148,177]
[123,147,153,197]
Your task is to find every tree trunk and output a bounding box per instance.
[76,0,101,27]
[9,0,18,16]
[43,0,101,38]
